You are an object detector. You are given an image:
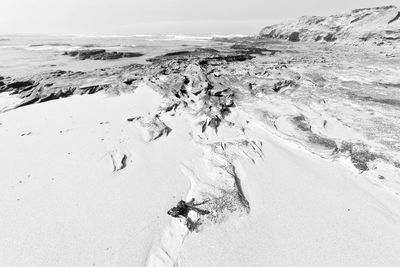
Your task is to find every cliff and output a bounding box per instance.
[260,5,400,46]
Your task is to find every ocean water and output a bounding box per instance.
[0,34,234,78]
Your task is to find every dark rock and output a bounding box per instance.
[4,80,37,94]
[127,116,142,122]
[148,48,253,64]
[17,95,41,108]
[340,143,378,172]
[230,44,280,55]
[163,51,193,57]
[37,89,75,103]
[208,116,222,133]
[288,32,300,42]
[323,33,337,42]
[165,103,179,112]
[78,84,110,94]
[352,5,396,13]
[388,11,400,24]
[307,134,338,150]
[65,49,105,59]
[153,48,219,60]
[292,115,311,132]
[351,13,372,23]
[7,80,35,89]
[30,43,71,47]
[351,150,377,172]
[273,80,296,92]
[123,78,137,85]
[64,49,144,60]
[195,48,219,53]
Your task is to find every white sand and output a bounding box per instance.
[1,84,400,266]
[180,122,400,266]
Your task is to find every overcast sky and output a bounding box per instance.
[0,0,396,35]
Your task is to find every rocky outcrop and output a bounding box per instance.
[0,67,143,108]
[260,5,400,46]
[63,49,144,60]
[2,41,399,178]
[144,49,256,133]
[147,48,254,64]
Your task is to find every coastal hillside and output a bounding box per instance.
[260,5,400,46]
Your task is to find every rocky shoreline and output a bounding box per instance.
[2,6,400,266]
[1,37,400,181]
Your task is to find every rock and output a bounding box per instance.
[64,49,105,59]
[7,80,35,90]
[307,134,338,151]
[230,44,279,55]
[107,152,128,172]
[78,84,110,94]
[162,51,193,57]
[339,143,378,172]
[315,36,323,41]
[123,78,139,85]
[2,65,145,109]
[144,48,260,133]
[127,116,142,122]
[17,95,41,108]
[323,33,337,42]
[388,11,400,24]
[134,116,172,142]
[147,49,253,63]
[64,49,144,60]
[288,32,300,42]
[260,5,400,45]
[273,80,296,92]
[292,115,311,132]
[36,89,75,104]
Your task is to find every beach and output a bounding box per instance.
[1,9,400,265]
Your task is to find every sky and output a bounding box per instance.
[0,0,397,35]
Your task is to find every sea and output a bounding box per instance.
[0,34,245,78]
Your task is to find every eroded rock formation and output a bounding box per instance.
[260,5,400,46]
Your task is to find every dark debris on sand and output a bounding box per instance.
[168,198,210,231]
